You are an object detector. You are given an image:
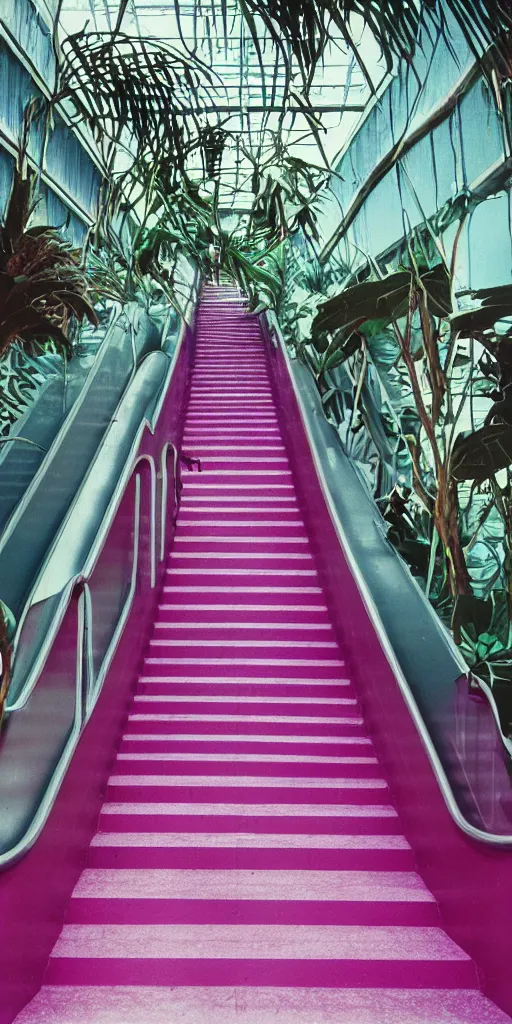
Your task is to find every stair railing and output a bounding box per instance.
[0,304,196,868]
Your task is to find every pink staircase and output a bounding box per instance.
[16,286,511,1023]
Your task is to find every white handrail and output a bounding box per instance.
[0,285,197,868]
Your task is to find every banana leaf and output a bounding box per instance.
[421,263,452,317]
[226,243,284,312]
[313,272,412,336]
[451,285,512,333]
[451,422,512,483]
[313,263,451,338]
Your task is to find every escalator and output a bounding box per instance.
[13,287,511,1024]
[0,304,164,624]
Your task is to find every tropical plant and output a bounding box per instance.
[0,342,63,437]
[305,258,480,603]
[0,165,98,359]
[458,590,512,734]
[54,29,216,174]
[242,136,330,245]
[169,0,512,95]
[98,134,326,314]
[277,207,512,723]
[224,232,285,311]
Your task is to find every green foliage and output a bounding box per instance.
[313,264,451,340]
[57,31,214,170]
[87,246,133,306]
[0,167,98,360]
[277,234,512,729]
[103,135,325,314]
[0,342,60,437]
[243,139,330,246]
[225,238,284,312]
[451,284,512,334]
[235,0,512,88]
[0,97,99,434]
[292,262,452,386]
[382,485,433,578]
[458,590,512,733]
[451,423,512,483]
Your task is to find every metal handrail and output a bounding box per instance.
[84,471,142,713]
[0,297,195,868]
[8,314,187,706]
[0,305,124,559]
[0,461,154,866]
[0,580,87,868]
[160,442,180,562]
[8,576,84,712]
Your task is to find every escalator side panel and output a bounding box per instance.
[0,309,162,621]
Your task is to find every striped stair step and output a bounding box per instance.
[15,286,510,1024]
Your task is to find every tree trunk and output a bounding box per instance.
[0,640,11,726]
[435,471,472,602]
[398,289,472,603]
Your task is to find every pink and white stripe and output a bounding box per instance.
[15,286,510,1023]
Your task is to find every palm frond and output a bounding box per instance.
[56,31,218,169]
[235,0,512,86]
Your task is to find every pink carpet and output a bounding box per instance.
[15,287,510,1023]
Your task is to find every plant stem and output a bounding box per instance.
[395,287,471,597]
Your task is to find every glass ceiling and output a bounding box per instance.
[58,1,386,208]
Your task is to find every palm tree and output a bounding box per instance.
[174,0,512,90]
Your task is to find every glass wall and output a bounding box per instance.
[0,24,102,240]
